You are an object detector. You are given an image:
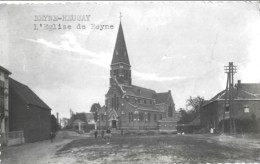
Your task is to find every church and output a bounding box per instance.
[97,20,179,131]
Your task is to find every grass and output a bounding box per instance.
[56,134,260,163]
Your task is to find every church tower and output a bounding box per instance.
[110,21,132,86]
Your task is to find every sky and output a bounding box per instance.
[1,2,260,118]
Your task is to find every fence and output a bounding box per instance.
[1,130,24,146]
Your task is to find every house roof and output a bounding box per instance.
[0,65,11,75]
[203,82,260,107]
[237,83,260,95]
[111,22,130,65]
[73,119,86,124]
[9,78,51,110]
[85,113,94,120]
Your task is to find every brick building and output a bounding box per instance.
[201,80,260,132]
[9,78,51,142]
[97,21,179,130]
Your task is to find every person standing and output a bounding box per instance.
[101,130,105,140]
[106,128,111,144]
[50,131,55,143]
[94,130,98,139]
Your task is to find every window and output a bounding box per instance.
[0,81,4,114]
[111,97,114,109]
[225,104,230,112]
[159,114,162,120]
[113,69,119,77]
[129,112,134,122]
[138,99,140,103]
[154,114,157,122]
[124,70,129,81]
[150,100,153,104]
[144,100,146,104]
[244,105,250,113]
[168,106,173,117]
[116,97,119,110]
[148,113,151,122]
[139,112,144,121]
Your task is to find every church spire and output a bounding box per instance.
[111,19,130,66]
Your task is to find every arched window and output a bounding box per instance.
[168,106,173,117]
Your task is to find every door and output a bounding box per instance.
[112,120,117,128]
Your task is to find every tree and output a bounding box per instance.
[90,103,101,122]
[178,96,205,124]
[51,114,60,132]
[186,96,205,113]
[178,108,196,124]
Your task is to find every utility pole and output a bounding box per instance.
[222,62,237,134]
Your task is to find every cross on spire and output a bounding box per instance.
[120,12,122,22]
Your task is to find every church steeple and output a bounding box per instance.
[110,18,132,86]
[111,21,130,66]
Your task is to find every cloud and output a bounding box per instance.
[161,55,187,60]
[24,33,186,83]
[132,70,185,82]
[240,16,260,83]
[23,32,111,69]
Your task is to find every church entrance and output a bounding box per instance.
[112,120,117,128]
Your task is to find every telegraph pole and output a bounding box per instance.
[222,62,237,134]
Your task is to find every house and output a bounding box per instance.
[61,118,69,128]
[9,78,51,142]
[97,20,179,130]
[85,113,95,125]
[72,119,86,131]
[201,80,260,132]
[0,66,11,144]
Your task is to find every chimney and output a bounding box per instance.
[168,90,171,93]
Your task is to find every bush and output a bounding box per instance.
[236,118,259,133]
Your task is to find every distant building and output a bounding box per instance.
[97,21,179,130]
[0,66,11,136]
[85,113,95,125]
[61,118,69,128]
[9,78,51,142]
[201,80,260,132]
[72,119,86,131]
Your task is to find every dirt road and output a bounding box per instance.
[2,130,86,164]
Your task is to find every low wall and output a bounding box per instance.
[2,131,25,146]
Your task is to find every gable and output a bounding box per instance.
[106,78,124,97]
[9,78,51,110]
[155,92,170,104]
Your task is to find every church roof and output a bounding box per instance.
[9,78,51,110]
[111,22,130,66]
[122,85,156,99]
[155,92,170,104]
